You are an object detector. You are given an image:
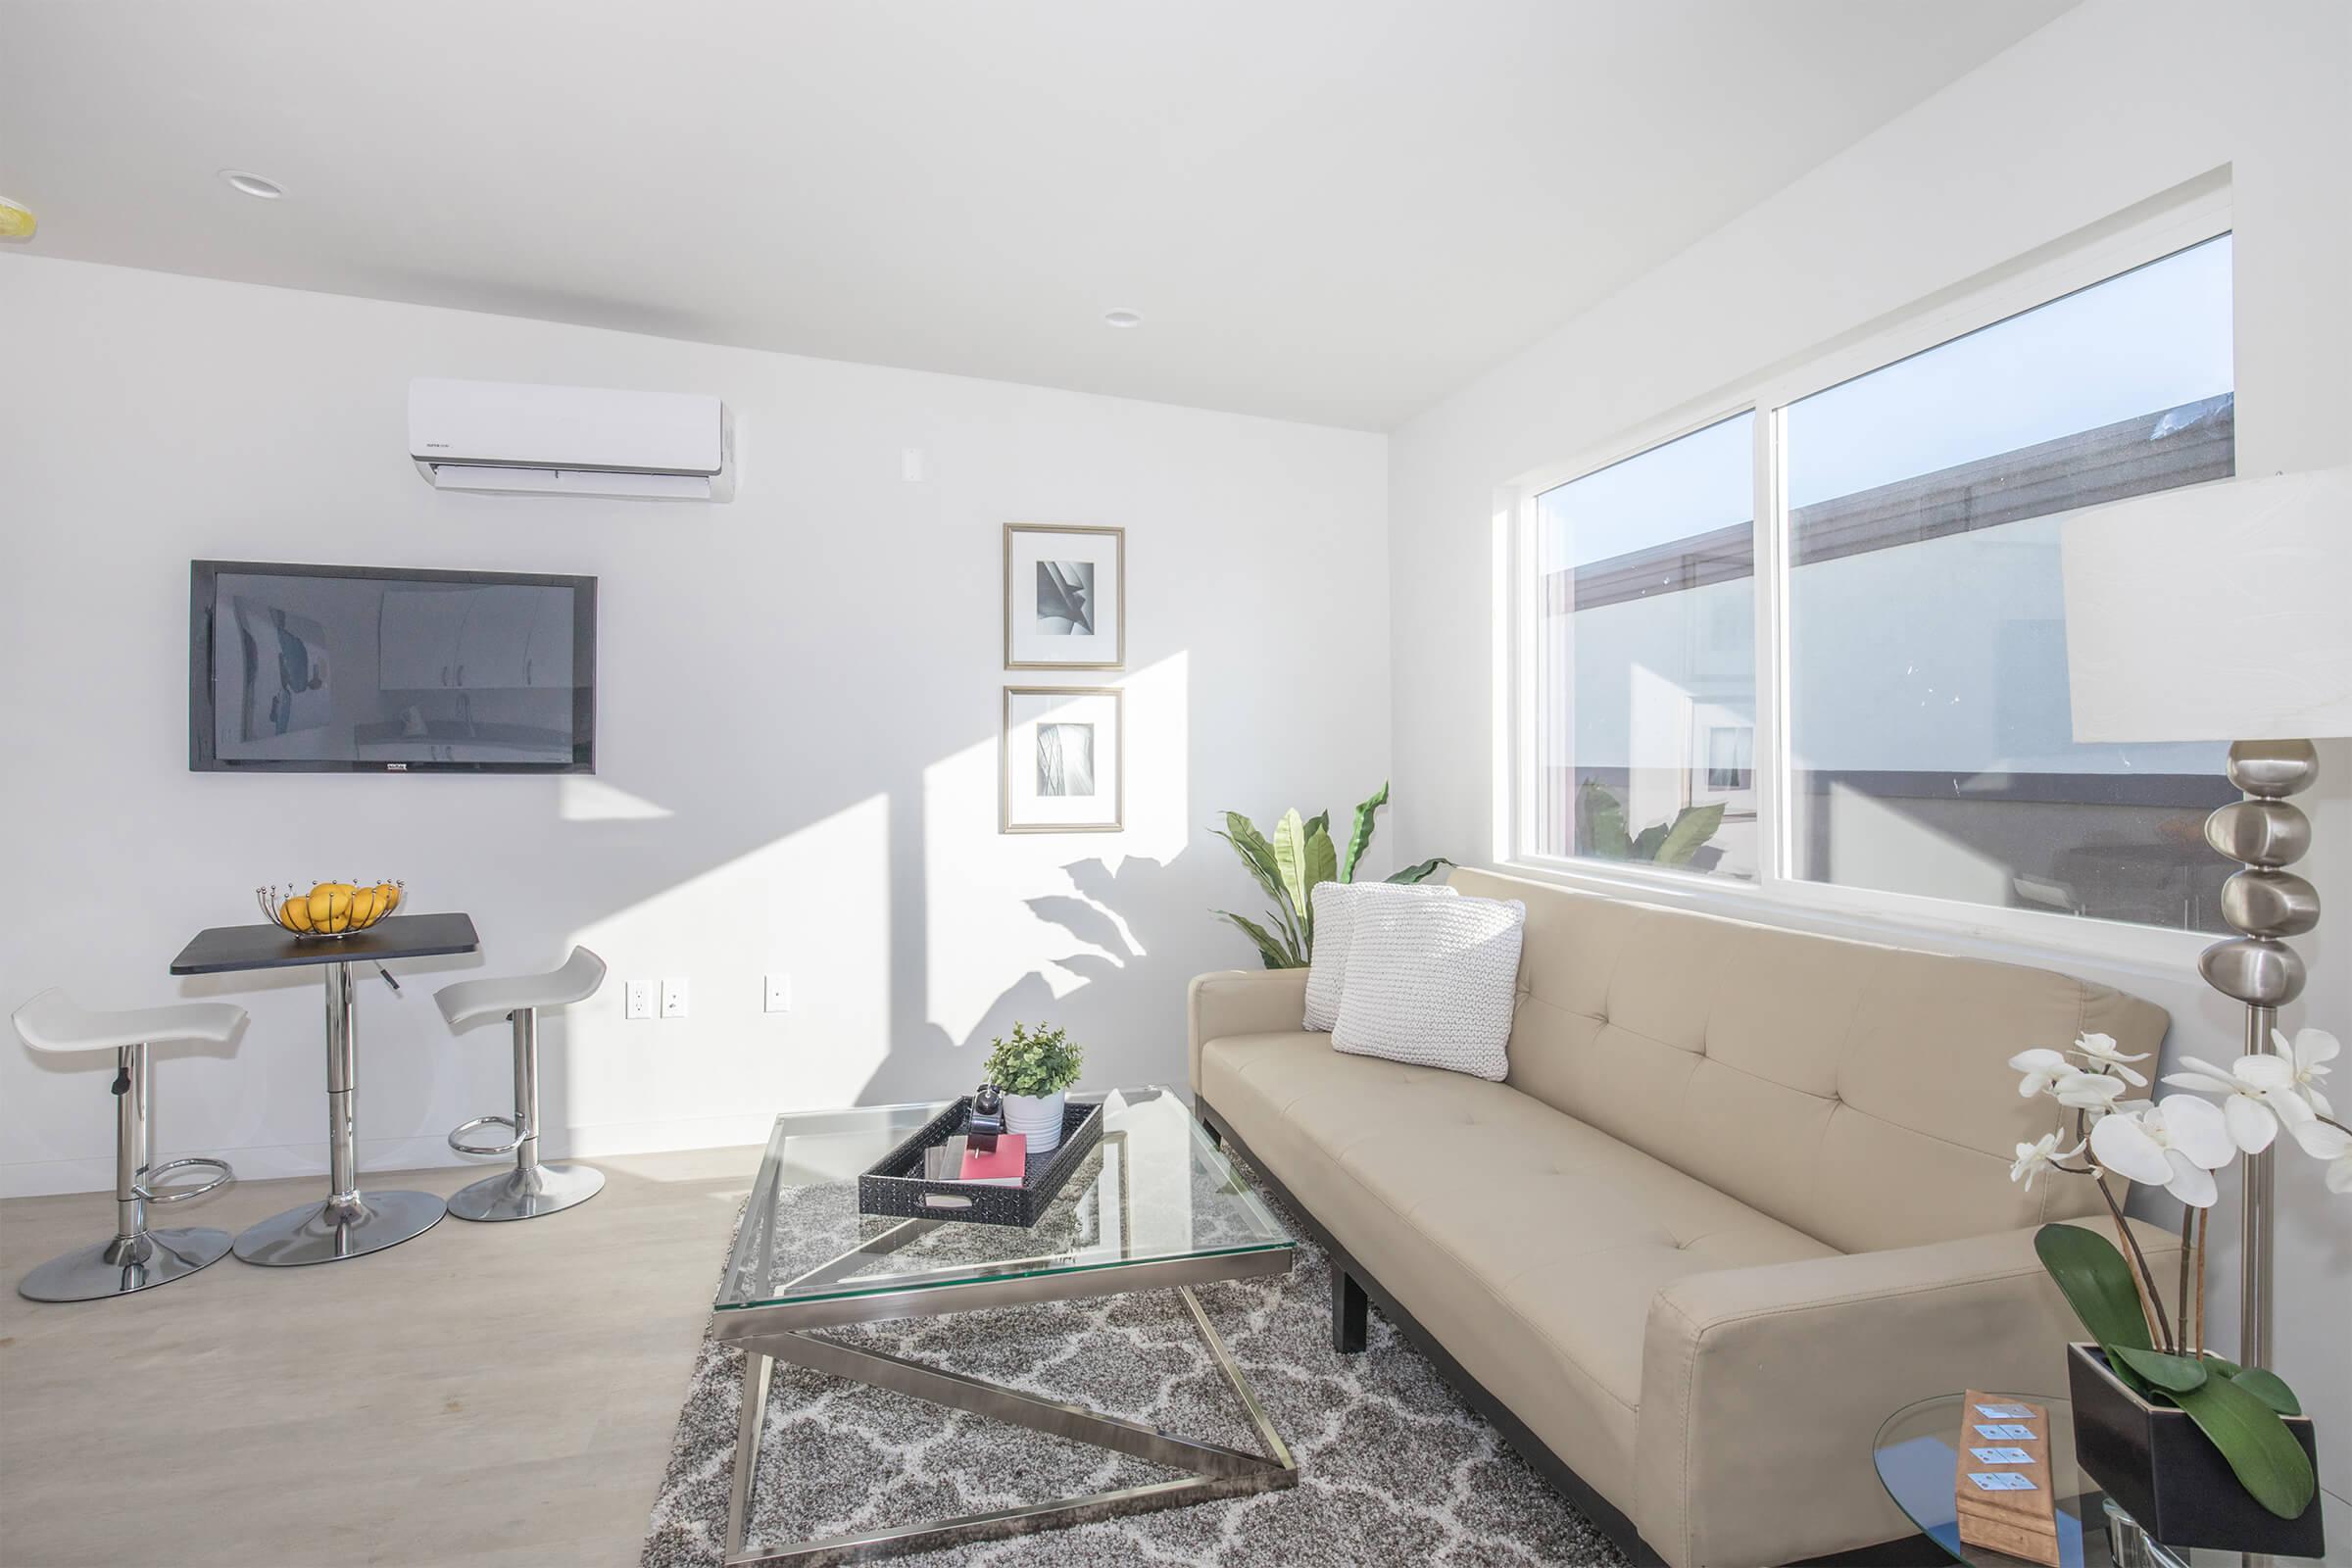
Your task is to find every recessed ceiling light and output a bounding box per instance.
[220,171,285,200]
[1102,310,1143,329]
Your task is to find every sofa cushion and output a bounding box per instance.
[1301,878,1455,1031]
[1199,1028,1834,1503]
[1447,868,2168,1254]
[1332,894,1524,1080]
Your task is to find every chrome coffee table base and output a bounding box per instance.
[18,1227,233,1301]
[720,1285,1296,1566]
[445,1161,604,1223]
[232,1190,446,1267]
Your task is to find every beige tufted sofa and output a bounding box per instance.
[1188,866,2180,1568]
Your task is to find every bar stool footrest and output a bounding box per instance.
[449,1114,523,1157]
[135,1155,234,1204]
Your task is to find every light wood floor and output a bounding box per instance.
[0,1147,760,1568]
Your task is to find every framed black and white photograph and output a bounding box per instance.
[1004,522,1124,669]
[1002,685,1122,832]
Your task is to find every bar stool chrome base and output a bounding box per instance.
[446,1160,604,1223]
[19,1226,233,1302]
[232,1190,445,1267]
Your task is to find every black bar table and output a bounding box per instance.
[171,912,479,1266]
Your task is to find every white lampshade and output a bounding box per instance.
[2060,466,2352,745]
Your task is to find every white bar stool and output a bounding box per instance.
[437,947,607,1222]
[13,990,242,1301]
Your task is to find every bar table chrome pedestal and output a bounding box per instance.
[170,912,480,1266]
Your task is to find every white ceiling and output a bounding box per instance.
[0,1,2071,428]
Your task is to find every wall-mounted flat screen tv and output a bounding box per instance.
[190,561,596,772]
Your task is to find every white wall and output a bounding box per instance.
[0,257,1389,1200]
[1389,0,2350,1497]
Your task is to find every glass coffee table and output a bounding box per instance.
[1875,1394,2345,1568]
[710,1088,1298,1566]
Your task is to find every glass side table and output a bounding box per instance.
[1874,1394,2344,1568]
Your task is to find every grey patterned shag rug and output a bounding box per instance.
[641,1163,1628,1567]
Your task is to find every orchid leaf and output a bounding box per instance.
[2172,1370,2318,1520]
[1387,857,1451,885]
[2114,1346,2208,1394]
[2229,1367,2303,1417]
[1342,782,1389,883]
[2034,1225,2154,1396]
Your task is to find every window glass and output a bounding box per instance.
[1784,236,2234,931]
[1531,412,1757,878]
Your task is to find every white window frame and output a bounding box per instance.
[1503,188,2235,975]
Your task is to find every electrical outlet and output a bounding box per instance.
[624,980,653,1021]
[662,977,690,1019]
[764,973,792,1013]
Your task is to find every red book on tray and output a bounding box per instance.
[958,1133,1028,1185]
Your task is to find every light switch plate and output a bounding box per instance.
[624,980,653,1021]
[764,973,792,1013]
[662,977,690,1019]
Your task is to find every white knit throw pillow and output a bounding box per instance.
[1301,878,1456,1032]
[1331,894,1526,1081]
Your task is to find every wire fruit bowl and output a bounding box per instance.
[258,881,405,938]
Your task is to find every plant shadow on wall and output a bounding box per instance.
[856,855,1180,1105]
[1211,782,1450,968]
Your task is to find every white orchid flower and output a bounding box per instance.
[2088,1096,2235,1208]
[2164,1054,2310,1153]
[2285,1116,2352,1196]
[2009,1132,2085,1191]
[2069,1032,2150,1087]
[2010,1048,2074,1098]
[2051,1069,2128,1114]
[2268,1026,2338,1118]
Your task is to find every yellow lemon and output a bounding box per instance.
[348,888,379,928]
[281,896,314,933]
[373,882,402,915]
[307,887,353,932]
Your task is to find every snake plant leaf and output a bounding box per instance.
[2114,1346,2209,1394]
[2229,1367,2304,1417]
[1576,780,1632,858]
[1342,782,1390,883]
[2034,1224,2154,1380]
[1655,804,1727,865]
[1387,857,1452,884]
[2172,1368,2319,1520]
[1215,910,1300,970]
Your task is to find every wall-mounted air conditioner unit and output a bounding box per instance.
[408,378,733,501]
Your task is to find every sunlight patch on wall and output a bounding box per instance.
[558,792,891,1130]
[922,653,1188,1045]
[557,775,675,820]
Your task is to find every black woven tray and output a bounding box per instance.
[857,1096,1105,1227]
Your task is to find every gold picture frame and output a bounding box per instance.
[1002,685,1124,833]
[1004,522,1125,670]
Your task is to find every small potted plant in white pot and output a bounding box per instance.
[983,1021,1083,1154]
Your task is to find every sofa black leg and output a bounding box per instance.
[1332,1262,1367,1353]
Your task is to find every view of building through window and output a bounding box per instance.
[1527,234,2235,933]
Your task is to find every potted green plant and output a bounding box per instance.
[1210,782,1449,967]
[2003,1029,2345,1553]
[983,1021,1084,1154]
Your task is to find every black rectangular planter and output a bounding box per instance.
[857,1096,1104,1227]
[2066,1343,2324,1557]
